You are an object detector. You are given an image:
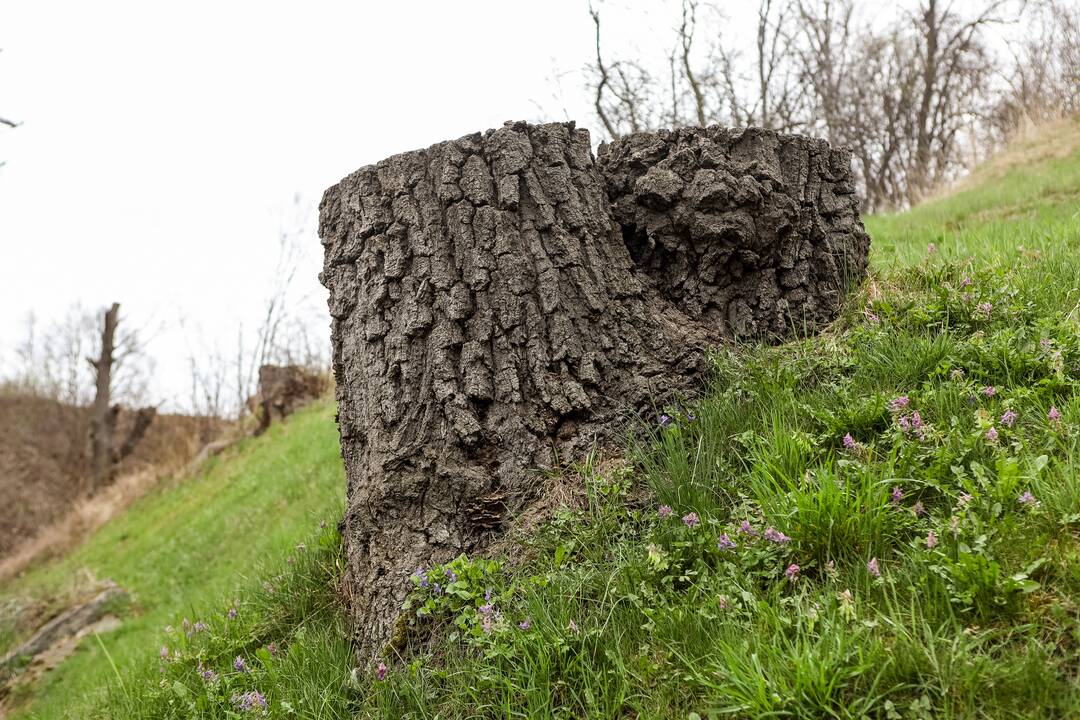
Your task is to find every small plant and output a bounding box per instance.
[402,554,506,642]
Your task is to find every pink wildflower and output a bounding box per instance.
[763,527,791,544]
[785,564,801,581]
[867,557,881,578]
[926,530,938,549]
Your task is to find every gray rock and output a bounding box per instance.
[0,583,128,674]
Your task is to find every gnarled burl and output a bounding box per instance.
[318,121,869,658]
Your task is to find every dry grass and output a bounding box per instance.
[0,468,161,583]
[936,115,1080,200]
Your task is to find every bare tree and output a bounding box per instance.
[85,303,157,491]
[1,48,19,168]
[585,0,1038,211]
[993,0,1080,134]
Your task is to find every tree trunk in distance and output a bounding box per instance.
[86,302,119,493]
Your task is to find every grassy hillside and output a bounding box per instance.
[6,117,1080,719]
[0,401,344,718]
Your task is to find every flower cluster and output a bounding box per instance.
[231,689,268,713]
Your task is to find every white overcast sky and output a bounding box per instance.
[0,0,996,409]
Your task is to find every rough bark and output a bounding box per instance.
[319,120,869,659]
[598,126,870,340]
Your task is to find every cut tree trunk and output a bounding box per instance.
[598,126,870,340]
[319,121,869,659]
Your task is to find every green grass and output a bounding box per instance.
[7,118,1080,719]
[0,401,344,718]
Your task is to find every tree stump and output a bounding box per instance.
[318,121,869,658]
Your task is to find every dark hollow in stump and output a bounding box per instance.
[599,126,870,340]
[318,121,870,659]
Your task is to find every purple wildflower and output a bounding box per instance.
[842,433,856,449]
[197,662,218,684]
[159,645,169,660]
[687,413,696,422]
[1018,491,1039,508]
[739,520,759,537]
[718,595,729,610]
[433,582,443,595]
[785,564,800,581]
[986,426,999,442]
[717,533,737,551]
[890,486,904,505]
[983,385,996,398]
[866,310,880,324]
[479,603,494,616]
[376,662,388,681]
[977,302,993,318]
[926,529,938,549]
[960,276,972,288]
[659,414,672,427]
[898,415,912,432]
[444,568,458,583]
[1049,406,1062,424]
[1001,409,1018,427]
[227,607,238,620]
[658,504,673,519]
[267,642,278,656]
[890,396,911,412]
[234,656,248,673]
[481,613,496,634]
[927,243,937,255]
[193,621,208,633]
[912,500,926,517]
[763,527,791,544]
[867,557,881,578]
[519,619,532,630]
[682,512,701,528]
[231,690,268,713]
[911,411,922,429]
